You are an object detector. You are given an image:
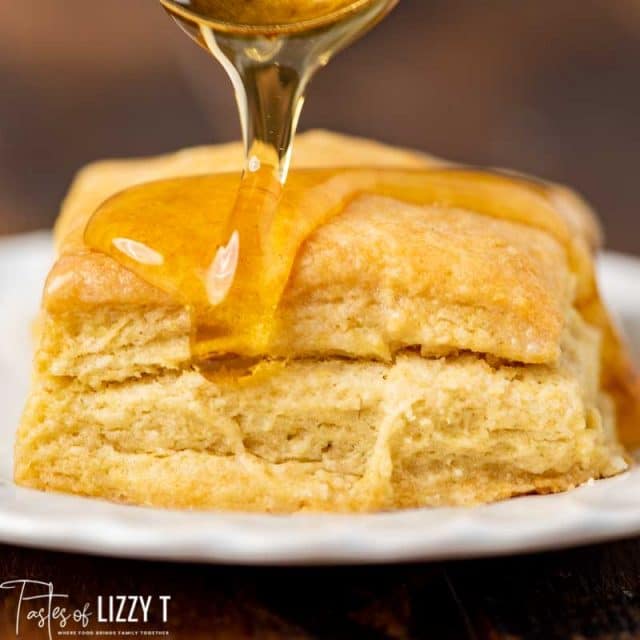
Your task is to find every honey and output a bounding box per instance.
[83,0,405,365]
[84,167,569,360]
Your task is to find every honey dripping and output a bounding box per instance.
[83,0,576,375]
[86,0,397,367]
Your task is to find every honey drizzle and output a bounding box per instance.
[84,1,584,369]
[84,167,575,360]
[149,0,398,362]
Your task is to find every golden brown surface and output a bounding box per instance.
[82,161,604,365]
[14,130,640,511]
[49,131,580,365]
[43,196,573,373]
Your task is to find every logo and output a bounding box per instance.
[0,580,171,639]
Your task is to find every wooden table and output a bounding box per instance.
[1,536,639,639]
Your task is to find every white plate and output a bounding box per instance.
[1,232,640,565]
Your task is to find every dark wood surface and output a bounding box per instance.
[2,537,640,639]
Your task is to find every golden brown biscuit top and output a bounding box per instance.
[46,130,604,366]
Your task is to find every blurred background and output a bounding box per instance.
[1,0,640,252]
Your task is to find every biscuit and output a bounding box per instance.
[14,131,639,511]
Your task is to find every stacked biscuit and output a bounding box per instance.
[15,131,639,511]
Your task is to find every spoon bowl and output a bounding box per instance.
[159,0,398,35]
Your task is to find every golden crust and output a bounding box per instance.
[46,130,579,365]
[46,196,572,364]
